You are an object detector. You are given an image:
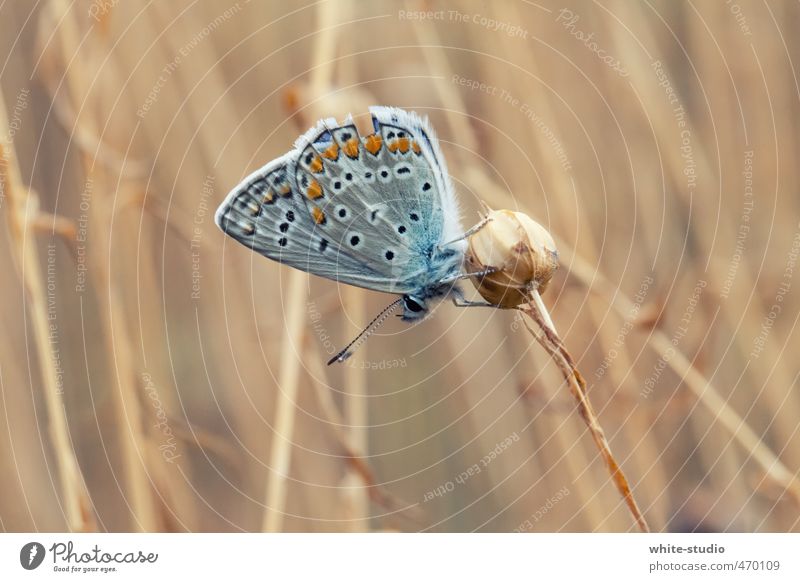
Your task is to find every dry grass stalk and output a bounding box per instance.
[41,0,160,531]
[262,268,308,532]
[559,241,800,508]
[305,348,425,527]
[461,133,798,524]
[462,200,649,530]
[262,0,377,531]
[261,1,334,528]
[341,286,370,530]
[519,296,651,533]
[0,98,94,532]
[421,34,645,528]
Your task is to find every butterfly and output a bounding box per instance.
[215,106,493,363]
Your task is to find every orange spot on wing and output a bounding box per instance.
[278,184,292,197]
[306,180,323,199]
[308,156,323,173]
[344,138,359,159]
[322,143,339,160]
[388,137,410,153]
[411,140,421,154]
[311,206,326,224]
[262,189,275,204]
[365,134,382,155]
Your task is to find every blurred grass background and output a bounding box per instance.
[1,0,799,532]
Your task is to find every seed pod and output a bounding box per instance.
[465,209,558,308]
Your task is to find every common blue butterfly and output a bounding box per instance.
[215,107,492,362]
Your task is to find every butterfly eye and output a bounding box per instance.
[403,296,425,313]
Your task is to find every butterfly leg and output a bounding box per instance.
[437,215,493,250]
[450,286,497,309]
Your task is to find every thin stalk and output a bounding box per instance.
[306,345,423,527]
[558,240,800,506]
[0,98,93,532]
[42,0,158,530]
[342,286,370,530]
[519,298,651,533]
[262,268,307,532]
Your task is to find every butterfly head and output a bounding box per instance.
[401,294,429,321]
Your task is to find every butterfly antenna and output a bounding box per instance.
[327,298,404,365]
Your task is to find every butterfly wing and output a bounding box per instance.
[215,107,464,293]
[368,106,464,247]
[214,146,391,289]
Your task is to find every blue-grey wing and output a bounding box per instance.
[215,107,465,293]
[215,149,393,290]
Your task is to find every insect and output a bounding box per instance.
[215,106,493,363]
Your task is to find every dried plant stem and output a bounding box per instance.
[428,32,643,529]
[519,292,651,532]
[0,103,93,531]
[40,153,163,532]
[464,150,799,514]
[40,0,159,531]
[262,269,307,532]
[260,12,336,527]
[408,1,478,155]
[309,0,338,95]
[530,288,557,335]
[558,239,800,507]
[305,348,423,527]
[657,338,800,504]
[341,286,370,530]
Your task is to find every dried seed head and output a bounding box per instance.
[465,209,558,308]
